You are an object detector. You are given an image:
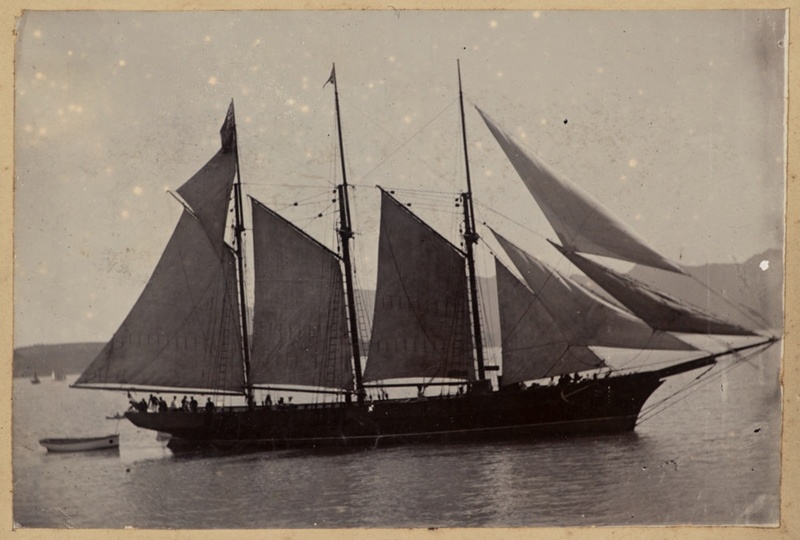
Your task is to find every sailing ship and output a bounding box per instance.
[51,369,66,382]
[73,63,777,451]
[31,372,40,385]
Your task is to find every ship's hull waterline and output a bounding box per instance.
[125,372,664,451]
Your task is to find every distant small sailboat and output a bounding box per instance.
[30,372,40,385]
[39,434,119,453]
[51,369,66,382]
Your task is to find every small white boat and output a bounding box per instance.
[39,434,119,453]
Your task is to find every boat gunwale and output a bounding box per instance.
[39,434,119,445]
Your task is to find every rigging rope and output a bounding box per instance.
[636,342,772,426]
[347,98,459,185]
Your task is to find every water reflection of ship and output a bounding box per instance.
[73,63,777,451]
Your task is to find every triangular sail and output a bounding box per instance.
[492,229,694,351]
[248,199,354,390]
[496,259,605,385]
[75,209,245,392]
[176,149,238,257]
[552,243,756,336]
[477,107,683,274]
[363,191,475,382]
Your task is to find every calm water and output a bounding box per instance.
[13,347,781,529]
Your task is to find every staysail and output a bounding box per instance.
[496,259,605,385]
[477,107,683,274]
[363,190,475,382]
[75,150,245,392]
[248,198,354,391]
[492,229,693,351]
[551,242,755,336]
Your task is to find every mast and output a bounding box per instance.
[457,60,487,383]
[327,64,366,404]
[227,99,255,408]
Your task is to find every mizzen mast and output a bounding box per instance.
[457,60,488,384]
[224,99,256,408]
[326,64,366,404]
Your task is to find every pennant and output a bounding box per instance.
[323,64,336,89]
[220,100,236,153]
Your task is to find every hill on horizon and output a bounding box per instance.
[14,342,106,379]
[14,248,781,379]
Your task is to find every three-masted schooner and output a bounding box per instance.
[73,63,777,450]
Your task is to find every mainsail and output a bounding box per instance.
[74,150,245,392]
[363,190,475,382]
[495,259,605,385]
[492,228,693,351]
[550,242,755,336]
[476,107,683,274]
[248,198,354,390]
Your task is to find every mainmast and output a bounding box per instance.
[224,99,255,408]
[457,60,488,383]
[326,64,366,404]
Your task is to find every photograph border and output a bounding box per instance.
[0,1,796,539]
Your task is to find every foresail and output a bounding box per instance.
[552,243,756,336]
[476,107,683,274]
[496,259,605,385]
[249,199,354,391]
[75,210,245,392]
[492,229,694,351]
[364,191,474,382]
[176,149,237,258]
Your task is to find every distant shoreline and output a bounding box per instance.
[13,342,105,379]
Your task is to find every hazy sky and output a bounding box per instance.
[14,10,786,347]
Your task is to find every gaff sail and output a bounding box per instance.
[363,190,475,382]
[477,107,683,274]
[248,198,354,391]
[74,150,245,392]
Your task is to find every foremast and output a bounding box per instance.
[224,100,256,408]
[326,64,366,405]
[457,60,488,385]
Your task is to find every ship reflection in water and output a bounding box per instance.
[13,357,780,528]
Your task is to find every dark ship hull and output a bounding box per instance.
[126,371,664,451]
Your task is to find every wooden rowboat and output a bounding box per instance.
[39,434,119,453]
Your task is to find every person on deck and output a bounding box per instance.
[169,396,178,410]
[190,396,198,412]
[181,396,188,411]
[205,398,215,413]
